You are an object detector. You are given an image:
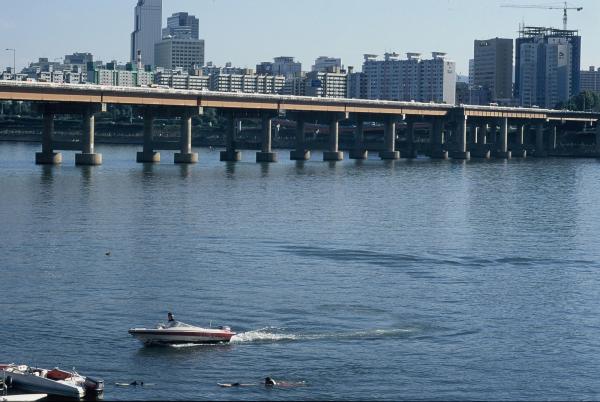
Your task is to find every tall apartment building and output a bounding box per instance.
[209,73,285,94]
[473,38,513,101]
[87,62,154,87]
[580,66,600,94]
[155,12,204,70]
[155,69,209,90]
[312,56,342,72]
[131,0,162,66]
[362,52,456,104]
[515,26,581,108]
[304,69,347,98]
[347,67,367,99]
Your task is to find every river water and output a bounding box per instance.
[1,142,600,400]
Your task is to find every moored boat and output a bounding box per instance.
[0,364,103,399]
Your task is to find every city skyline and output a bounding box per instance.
[1,0,599,74]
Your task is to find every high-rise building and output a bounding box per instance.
[163,12,199,39]
[473,38,513,101]
[362,52,456,104]
[347,66,367,99]
[155,12,204,70]
[131,0,162,67]
[155,38,205,70]
[515,26,581,108]
[272,57,302,79]
[580,66,600,95]
[304,70,347,98]
[312,56,342,72]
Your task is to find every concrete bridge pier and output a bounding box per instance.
[535,123,547,157]
[136,109,160,163]
[429,120,448,159]
[379,116,400,160]
[35,110,62,165]
[75,106,102,166]
[220,112,242,161]
[323,114,344,161]
[513,124,527,158]
[349,115,368,160]
[495,118,511,159]
[450,115,470,160]
[290,116,310,160]
[405,119,417,159]
[256,113,277,162]
[471,123,490,158]
[174,111,198,164]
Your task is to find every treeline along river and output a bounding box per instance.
[1,142,600,400]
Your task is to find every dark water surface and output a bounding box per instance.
[1,142,600,400]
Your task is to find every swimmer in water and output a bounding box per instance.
[264,377,277,387]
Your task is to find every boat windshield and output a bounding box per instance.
[158,321,197,329]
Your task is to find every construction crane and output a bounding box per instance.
[501,2,583,30]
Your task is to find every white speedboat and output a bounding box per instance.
[129,321,236,346]
[0,364,103,399]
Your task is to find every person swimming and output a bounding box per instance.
[264,377,277,387]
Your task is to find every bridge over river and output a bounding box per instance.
[1,81,598,165]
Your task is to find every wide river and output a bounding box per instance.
[1,142,600,401]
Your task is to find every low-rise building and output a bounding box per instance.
[580,66,600,94]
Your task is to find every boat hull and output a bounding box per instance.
[6,371,83,399]
[129,328,235,345]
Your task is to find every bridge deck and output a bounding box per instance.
[0,81,597,122]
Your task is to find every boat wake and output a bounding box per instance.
[230,327,415,344]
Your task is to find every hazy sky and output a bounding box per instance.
[1,0,598,75]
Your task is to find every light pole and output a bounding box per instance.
[5,48,15,77]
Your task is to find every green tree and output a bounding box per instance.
[558,91,600,112]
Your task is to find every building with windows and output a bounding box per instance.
[155,69,209,90]
[515,26,581,108]
[256,61,273,75]
[580,66,600,95]
[155,11,204,70]
[209,73,285,94]
[202,62,252,76]
[163,12,199,40]
[255,57,302,78]
[312,56,342,72]
[362,52,456,104]
[473,38,513,101]
[304,68,347,98]
[347,67,367,99]
[87,62,154,87]
[155,38,205,70]
[131,0,162,66]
